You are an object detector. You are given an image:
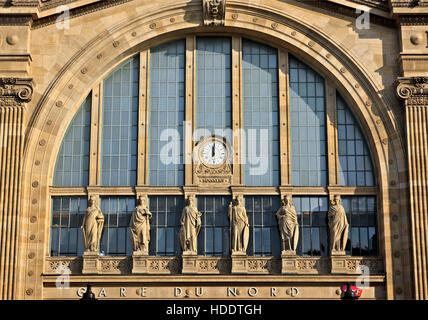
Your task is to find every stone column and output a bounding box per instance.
[0,78,33,299]
[397,77,428,300]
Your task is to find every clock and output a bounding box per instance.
[197,136,230,167]
[194,136,232,184]
[201,141,227,165]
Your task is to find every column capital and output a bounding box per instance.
[0,77,33,107]
[396,76,428,105]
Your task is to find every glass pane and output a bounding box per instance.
[198,196,231,256]
[99,196,135,256]
[289,56,327,186]
[337,94,375,186]
[53,95,91,187]
[149,40,185,186]
[196,37,232,133]
[101,56,139,186]
[243,39,279,186]
[149,196,184,256]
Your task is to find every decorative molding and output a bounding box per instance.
[203,0,226,26]
[0,78,33,107]
[399,15,428,26]
[197,257,230,274]
[396,77,428,106]
[31,0,132,29]
[247,257,281,274]
[391,0,428,7]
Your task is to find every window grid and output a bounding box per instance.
[50,40,379,260]
[342,196,378,256]
[337,94,375,186]
[101,55,139,186]
[196,37,232,133]
[149,196,183,256]
[50,197,87,256]
[242,39,280,186]
[197,196,231,256]
[100,196,135,256]
[245,196,281,256]
[53,95,91,187]
[293,196,329,256]
[289,56,327,186]
[149,40,185,186]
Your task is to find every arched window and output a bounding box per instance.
[50,36,378,259]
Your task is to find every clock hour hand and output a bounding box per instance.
[212,143,215,157]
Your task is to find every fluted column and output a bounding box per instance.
[397,77,428,300]
[0,78,33,299]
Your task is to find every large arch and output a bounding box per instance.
[18,1,410,299]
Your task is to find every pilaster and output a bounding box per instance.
[397,76,428,299]
[0,77,33,299]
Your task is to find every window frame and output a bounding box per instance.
[49,33,380,258]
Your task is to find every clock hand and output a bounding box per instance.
[212,143,215,157]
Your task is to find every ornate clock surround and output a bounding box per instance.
[194,135,233,185]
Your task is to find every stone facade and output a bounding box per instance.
[0,0,426,299]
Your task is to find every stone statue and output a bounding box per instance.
[130,195,152,253]
[328,195,349,254]
[179,195,202,253]
[81,196,104,252]
[276,195,299,253]
[228,195,249,254]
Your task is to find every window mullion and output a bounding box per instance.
[139,50,149,185]
[185,35,195,185]
[89,84,101,186]
[278,49,290,185]
[232,36,242,185]
[326,80,338,186]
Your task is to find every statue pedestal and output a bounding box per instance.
[132,251,149,274]
[330,251,347,274]
[82,251,100,274]
[231,251,247,274]
[281,250,298,274]
[181,251,198,274]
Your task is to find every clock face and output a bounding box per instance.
[201,141,227,166]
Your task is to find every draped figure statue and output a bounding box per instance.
[276,195,299,253]
[328,195,349,254]
[130,195,152,253]
[81,196,104,252]
[179,195,202,253]
[228,195,249,254]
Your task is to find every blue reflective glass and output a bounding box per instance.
[149,40,185,186]
[337,94,375,186]
[243,39,279,186]
[245,196,281,256]
[289,56,327,186]
[101,56,139,186]
[196,37,232,134]
[197,196,231,256]
[149,196,183,256]
[53,95,91,187]
[342,196,378,256]
[293,196,328,256]
[50,197,87,256]
[99,196,135,256]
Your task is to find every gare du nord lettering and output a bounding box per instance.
[75,286,300,298]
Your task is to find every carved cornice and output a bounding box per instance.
[0,78,33,107]
[399,15,428,25]
[203,0,226,26]
[397,77,428,106]
[0,15,32,26]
